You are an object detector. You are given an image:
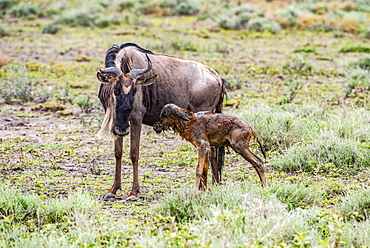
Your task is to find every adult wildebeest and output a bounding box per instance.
[154,104,267,192]
[97,43,226,200]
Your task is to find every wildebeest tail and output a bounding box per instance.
[215,78,227,180]
[215,78,227,114]
[97,83,114,138]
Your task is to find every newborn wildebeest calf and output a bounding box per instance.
[154,103,267,192]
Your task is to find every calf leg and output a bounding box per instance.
[200,151,209,191]
[195,148,208,193]
[232,144,267,187]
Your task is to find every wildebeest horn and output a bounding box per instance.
[100,67,123,77]
[129,54,152,79]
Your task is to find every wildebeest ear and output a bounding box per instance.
[135,74,158,87]
[97,71,108,83]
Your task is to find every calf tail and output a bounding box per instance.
[252,129,266,160]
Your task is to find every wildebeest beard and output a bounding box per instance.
[111,83,137,136]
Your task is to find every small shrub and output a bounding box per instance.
[363,24,370,39]
[159,0,200,16]
[0,65,34,103]
[170,40,199,52]
[247,17,281,33]
[175,1,199,15]
[95,15,113,28]
[42,25,62,35]
[212,4,264,30]
[343,65,370,106]
[8,2,40,18]
[55,8,98,27]
[296,14,334,32]
[271,131,370,172]
[282,55,314,76]
[0,0,14,11]
[359,57,370,70]
[269,183,325,210]
[341,188,370,221]
[118,0,136,11]
[274,6,304,28]
[0,24,7,37]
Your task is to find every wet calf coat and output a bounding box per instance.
[155,104,267,192]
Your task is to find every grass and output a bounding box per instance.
[339,45,370,53]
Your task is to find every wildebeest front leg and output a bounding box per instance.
[126,118,143,201]
[103,136,123,200]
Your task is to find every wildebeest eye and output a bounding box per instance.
[114,88,120,96]
[161,109,169,118]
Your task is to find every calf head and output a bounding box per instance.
[154,104,191,134]
[97,54,157,136]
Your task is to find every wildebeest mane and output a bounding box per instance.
[105,43,154,72]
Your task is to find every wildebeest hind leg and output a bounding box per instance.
[210,147,221,184]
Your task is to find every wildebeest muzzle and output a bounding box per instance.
[112,122,130,136]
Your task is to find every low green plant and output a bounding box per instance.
[339,46,370,53]
[76,94,96,113]
[294,46,317,53]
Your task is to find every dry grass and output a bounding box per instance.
[338,17,361,34]
[296,13,330,30]
[0,50,10,67]
[328,0,356,11]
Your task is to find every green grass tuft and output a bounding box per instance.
[339,46,370,53]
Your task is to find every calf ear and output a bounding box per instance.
[135,74,158,86]
[97,71,108,83]
[178,112,190,121]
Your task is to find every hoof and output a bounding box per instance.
[102,192,118,201]
[126,195,138,201]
